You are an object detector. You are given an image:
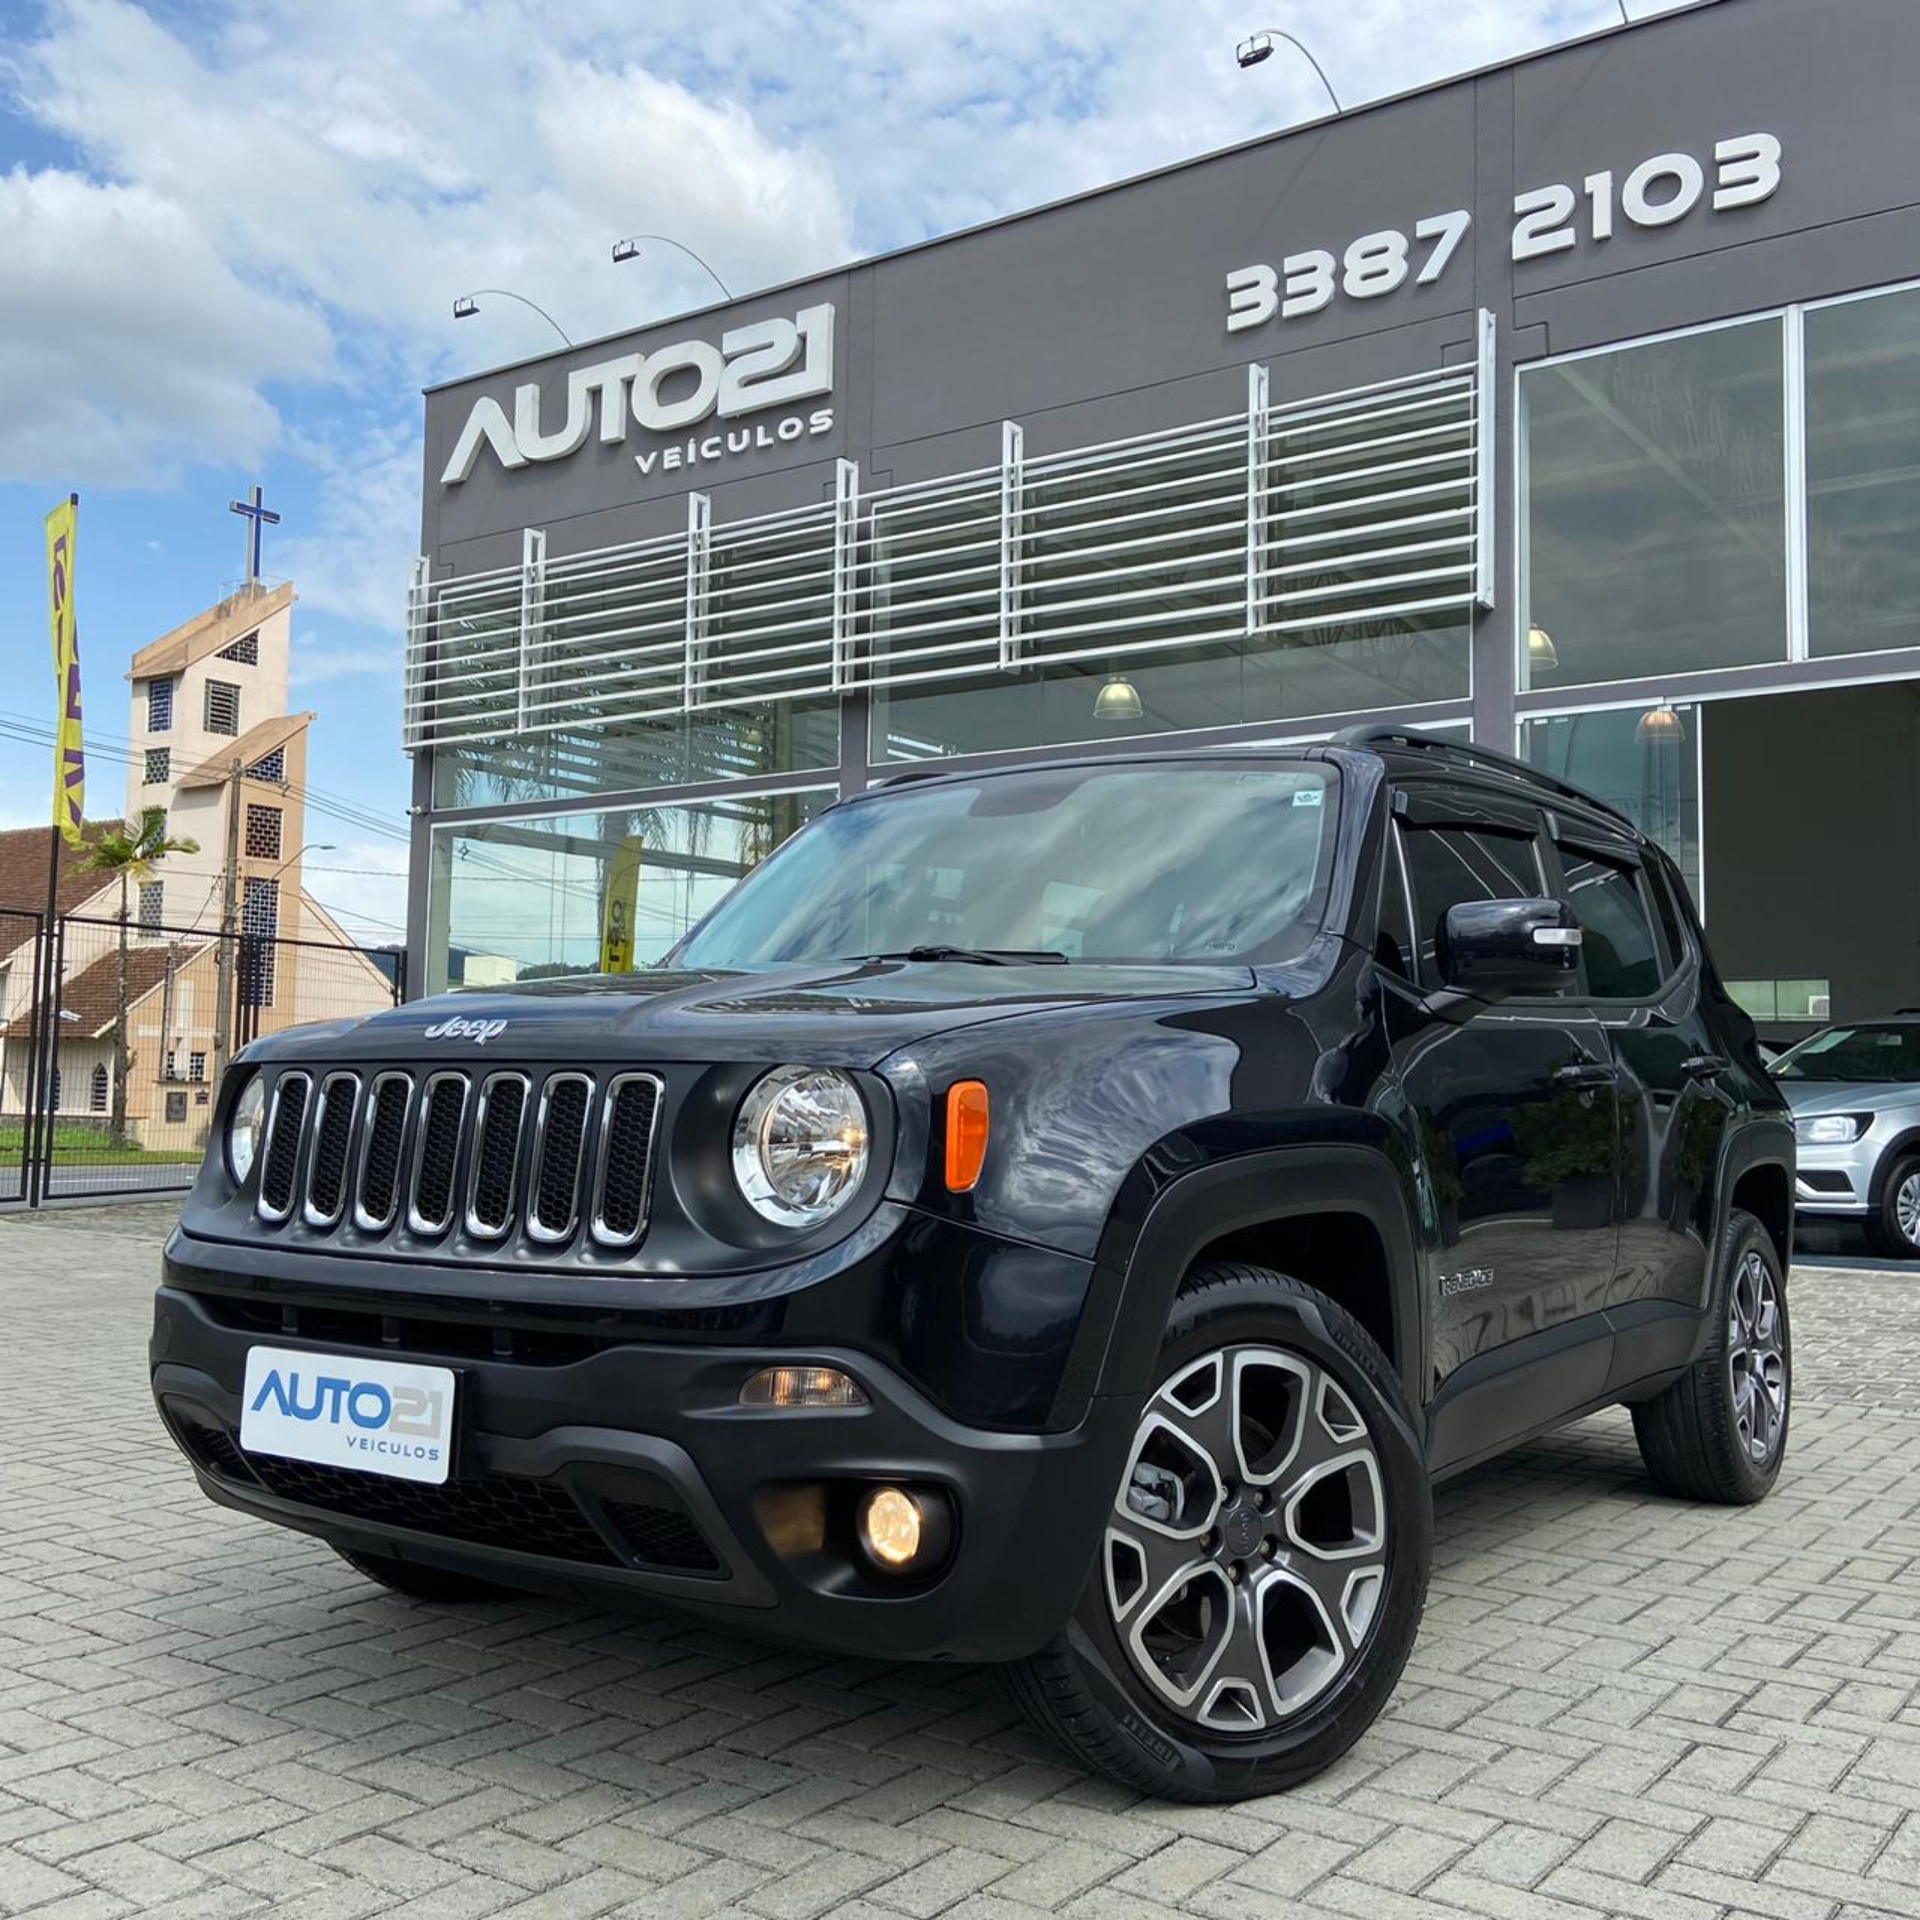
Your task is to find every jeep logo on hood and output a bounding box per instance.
[421,1015,509,1046]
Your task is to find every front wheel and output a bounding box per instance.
[1869,1155,1920,1260]
[1007,1263,1431,1802]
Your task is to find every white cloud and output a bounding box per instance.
[0,167,330,485]
[278,424,422,633]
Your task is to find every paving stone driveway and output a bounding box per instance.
[3,1203,1918,1920]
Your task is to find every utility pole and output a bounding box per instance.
[211,755,242,1078]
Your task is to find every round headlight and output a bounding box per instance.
[227,1075,267,1184]
[732,1066,870,1228]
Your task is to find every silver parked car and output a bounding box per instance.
[1773,1018,1920,1257]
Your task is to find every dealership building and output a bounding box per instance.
[407,0,1920,1036]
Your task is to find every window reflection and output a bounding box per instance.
[1521,708,1700,905]
[1806,287,1920,658]
[431,789,832,992]
[433,703,838,810]
[1522,321,1787,689]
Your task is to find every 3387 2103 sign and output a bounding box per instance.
[1224,132,1781,333]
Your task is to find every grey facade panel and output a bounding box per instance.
[421,0,1916,572]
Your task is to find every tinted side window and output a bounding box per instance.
[1399,822,1544,982]
[1646,858,1695,973]
[1558,848,1662,998]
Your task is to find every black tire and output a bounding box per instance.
[1007,1262,1431,1802]
[1868,1155,1920,1260]
[332,1545,516,1603]
[1631,1209,1790,1504]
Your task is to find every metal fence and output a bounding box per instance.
[1,910,402,1207]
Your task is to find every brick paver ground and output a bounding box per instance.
[2,1202,1918,1920]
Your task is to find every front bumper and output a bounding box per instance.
[1793,1128,1881,1216]
[151,1281,1137,1663]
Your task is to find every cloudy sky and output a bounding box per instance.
[0,0,1683,941]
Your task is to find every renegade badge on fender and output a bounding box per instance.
[151,728,1794,1801]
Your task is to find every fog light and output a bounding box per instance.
[858,1486,925,1569]
[739,1365,868,1410]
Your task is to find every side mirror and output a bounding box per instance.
[1439,897,1581,998]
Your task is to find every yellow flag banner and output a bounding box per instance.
[45,495,84,847]
[600,836,644,973]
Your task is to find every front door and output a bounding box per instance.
[1379,787,1622,1457]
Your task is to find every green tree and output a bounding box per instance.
[80,807,199,1149]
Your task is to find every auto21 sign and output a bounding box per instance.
[1224,133,1782,332]
[442,303,836,485]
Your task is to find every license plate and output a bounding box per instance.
[240,1346,456,1485]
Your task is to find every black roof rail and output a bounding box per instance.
[1331,723,1640,834]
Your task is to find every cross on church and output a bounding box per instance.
[228,483,282,583]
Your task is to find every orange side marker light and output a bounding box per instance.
[945,1080,990,1192]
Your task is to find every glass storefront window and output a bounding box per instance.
[432,702,838,810]
[428,788,832,992]
[1806,286,1920,658]
[873,619,1469,762]
[1521,320,1787,690]
[1520,705,1700,904]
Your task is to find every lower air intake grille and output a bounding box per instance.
[603,1497,723,1575]
[207,1443,621,1567]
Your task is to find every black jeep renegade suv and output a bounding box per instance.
[151,727,1794,1801]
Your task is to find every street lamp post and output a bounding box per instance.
[263,842,336,884]
[452,290,574,346]
[611,235,734,301]
[1233,28,1344,112]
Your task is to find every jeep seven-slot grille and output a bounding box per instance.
[357,1073,410,1228]
[253,1065,662,1255]
[304,1075,358,1224]
[258,1073,311,1219]
[410,1074,468,1232]
[531,1075,592,1240]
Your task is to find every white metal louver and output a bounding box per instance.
[404,312,1495,752]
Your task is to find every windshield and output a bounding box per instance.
[676,761,1339,969]
[1772,1024,1920,1082]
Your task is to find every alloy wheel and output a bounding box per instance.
[1726,1250,1788,1465]
[1897,1170,1920,1248]
[1105,1346,1389,1735]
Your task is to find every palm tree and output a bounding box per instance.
[80,807,199,1149]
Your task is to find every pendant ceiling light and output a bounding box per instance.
[1093,672,1143,722]
[1527,625,1559,672]
[1636,700,1687,744]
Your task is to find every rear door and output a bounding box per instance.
[1544,822,1724,1378]
[1384,786,1622,1409]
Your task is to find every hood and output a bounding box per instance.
[244,958,1260,1070]
[1775,1078,1920,1117]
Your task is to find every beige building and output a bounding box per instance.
[0,580,392,1157]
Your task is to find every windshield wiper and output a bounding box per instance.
[867,944,1071,966]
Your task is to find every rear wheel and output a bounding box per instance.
[1869,1155,1920,1260]
[1007,1263,1430,1802]
[332,1546,516,1603]
[1631,1210,1790,1503]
